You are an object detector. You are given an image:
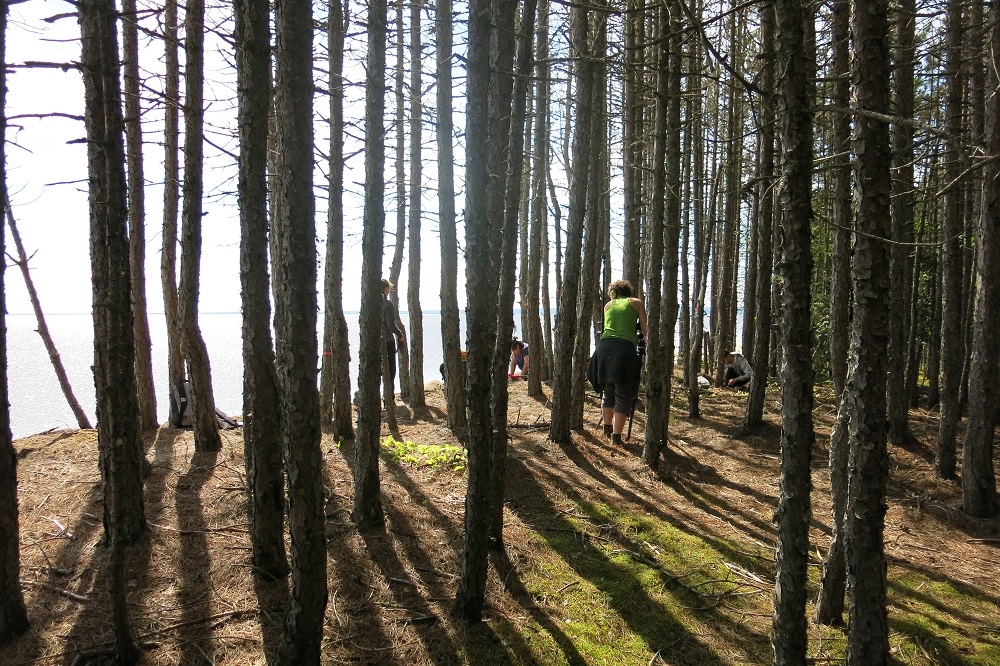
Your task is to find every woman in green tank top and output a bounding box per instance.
[586,279,648,446]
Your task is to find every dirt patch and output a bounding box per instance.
[3,378,999,664]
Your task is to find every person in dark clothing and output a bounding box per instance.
[586,279,648,446]
[382,278,405,390]
[723,351,752,389]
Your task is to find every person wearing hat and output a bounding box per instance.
[723,351,752,389]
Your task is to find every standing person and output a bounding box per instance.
[509,339,529,379]
[382,278,405,391]
[723,351,752,389]
[587,279,648,446]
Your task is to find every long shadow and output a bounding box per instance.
[174,450,219,665]
[506,454,745,664]
[323,439,401,665]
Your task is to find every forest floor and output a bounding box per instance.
[3,375,1000,665]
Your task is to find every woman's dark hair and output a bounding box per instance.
[608,279,633,299]
[511,339,524,351]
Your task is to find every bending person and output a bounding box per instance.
[723,351,752,389]
[587,279,647,446]
[509,339,529,379]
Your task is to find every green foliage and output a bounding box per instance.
[379,434,467,472]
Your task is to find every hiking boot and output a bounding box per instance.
[603,424,613,437]
[612,434,624,447]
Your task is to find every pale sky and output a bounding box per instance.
[6,0,465,318]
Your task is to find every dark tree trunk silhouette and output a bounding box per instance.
[771,0,815,661]
[743,0,775,432]
[389,0,410,404]
[234,0,287,580]
[407,0,426,410]
[160,0,184,423]
[121,0,156,431]
[936,0,965,479]
[353,0,388,528]
[178,0,221,452]
[320,0,354,442]
[272,0,327,659]
[0,1,29,643]
[962,9,1000,519]
[80,0,147,659]
[815,0,851,625]
[844,0,893,660]
[435,0,466,432]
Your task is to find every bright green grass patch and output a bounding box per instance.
[379,435,467,472]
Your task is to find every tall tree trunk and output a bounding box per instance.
[80,0,146,659]
[844,0,893,660]
[490,0,538,547]
[179,0,221,452]
[962,6,1000,519]
[353,0,388,527]
[641,3,668,466]
[390,0,411,404]
[407,0,426,410]
[887,0,916,445]
[436,0,467,431]
[815,0,851,625]
[548,0,595,444]
[5,206,92,429]
[121,0,156,431]
[161,0,184,424]
[687,10,708,418]
[234,0,287,581]
[771,0,814,661]
[743,0,775,432]
[936,0,965,479]
[273,0,327,659]
[622,0,643,287]
[0,0,29,642]
[452,0,499,622]
[320,0,355,442]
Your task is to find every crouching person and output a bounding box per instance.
[723,351,752,389]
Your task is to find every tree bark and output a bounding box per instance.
[179,0,221,452]
[407,0,426,410]
[80,0,146,659]
[771,0,815,661]
[320,0,355,442]
[234,0,287,581]
[844,0,893,660]
[389,0,410,404]
[936,0,966,479]
[435,0,467,432]
[272,0,327,658]
[0,0,29,642]
[353,0,388,528]
[962,7,1000,519]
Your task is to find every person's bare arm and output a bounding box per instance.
[633,298,648,338]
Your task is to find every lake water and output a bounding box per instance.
[5,311,469,439]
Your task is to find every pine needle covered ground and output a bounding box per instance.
[3,378,999,665]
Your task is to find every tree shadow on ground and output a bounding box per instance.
[173,450,219,665]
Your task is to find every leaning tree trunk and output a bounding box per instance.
[80,0,147,659]
[353,0,388,528]
[178,0,221,452]
[160,0,184,422]
[436,0,466,431]
[844,0,893,660]
[319,0,354,442]
[234,0,287,580]
[771,0,815,661]
[815,0,852,626]
[962,9,1000,519]
[0,0,29,643]
[406,0,425,410]
[5,205,92,429]
[272,0,327,659]
[936,0,965,479]
[121,0,156,431]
